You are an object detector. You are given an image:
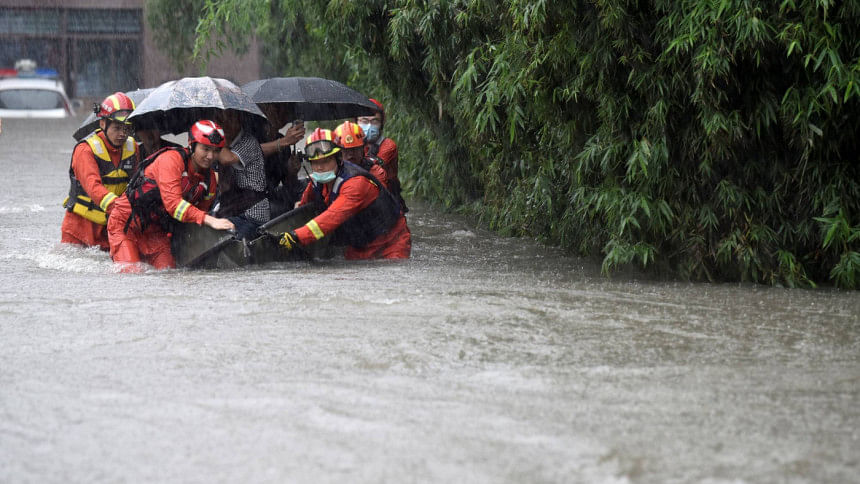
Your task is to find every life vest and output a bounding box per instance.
[63,132,137,225]
[366,138,408,213]
[123,147,215,233]
[311,161,401,248]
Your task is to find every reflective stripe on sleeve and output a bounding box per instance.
[173,200,191,221]
[99,192,118,211]
[305,220,325,240]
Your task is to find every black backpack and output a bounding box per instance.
[123,147,190,233]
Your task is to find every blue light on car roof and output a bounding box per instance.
[36,68,59,78]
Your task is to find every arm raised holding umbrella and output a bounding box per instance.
[256,103,306,217]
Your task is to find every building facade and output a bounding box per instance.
[0,0,260,101]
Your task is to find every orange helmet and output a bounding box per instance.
[96,92,135,122]
[189,120,226,148]
[333,121,365,149]
[304,128,340,161]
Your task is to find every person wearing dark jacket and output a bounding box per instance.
[259,103,306,216]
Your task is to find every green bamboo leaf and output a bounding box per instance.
[779,0,797,12]
[787,40,800,57]
[821,221,840,249]
[639,197,652,218]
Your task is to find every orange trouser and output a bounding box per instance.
[107,203,176,273]
[109,232,175,273]
[60,211,110,250]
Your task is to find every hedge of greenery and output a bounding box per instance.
[148,0,860,288]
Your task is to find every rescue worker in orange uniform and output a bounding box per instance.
[333,121,388,188]
[107,120,235,272]
[61,92,140,250]
[358,98,407,212]
[276,128,411,260]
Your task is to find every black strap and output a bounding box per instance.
[367,141,380,158]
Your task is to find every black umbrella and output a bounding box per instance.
[127,77,267,135]
[72,88,154,141]
[241,77,378,121]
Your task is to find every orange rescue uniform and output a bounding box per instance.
[60,131,139,250]
[296,175,411,260]
[107,149,216,271]
[366,162,389,188]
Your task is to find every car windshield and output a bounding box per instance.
[0,89,64,110]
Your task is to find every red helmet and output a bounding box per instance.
[304,127,340,161]
[368,98,385,124]
[189,120,226,148]
[97,92,135,122]
[333,121,365,149]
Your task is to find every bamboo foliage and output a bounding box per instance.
[150,0,860,288]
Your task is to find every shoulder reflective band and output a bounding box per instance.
[123,137,136,158]
[86,135,110,161]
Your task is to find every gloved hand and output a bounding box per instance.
[279,230,299,250]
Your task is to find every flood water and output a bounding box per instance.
[0,116,858,483]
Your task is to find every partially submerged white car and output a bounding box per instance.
[0,76,75,119]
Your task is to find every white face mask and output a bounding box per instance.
[310,170,336,184]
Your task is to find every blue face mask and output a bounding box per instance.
[360,123,380,143]
[310,170,336,184]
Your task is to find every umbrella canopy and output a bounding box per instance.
[72,88,154,141]
[241,77,378,122]
[127,77,267,135]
